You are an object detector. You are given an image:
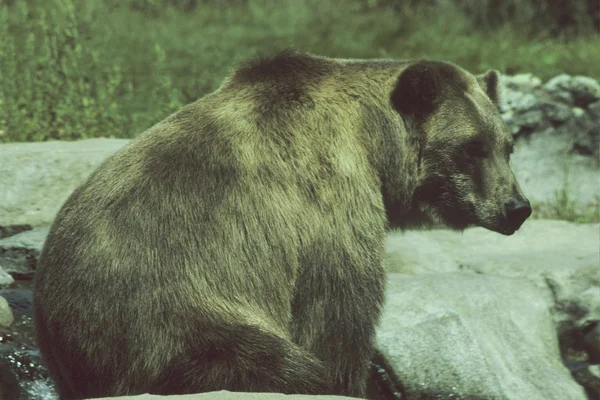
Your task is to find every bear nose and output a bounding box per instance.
[505,198,532,231]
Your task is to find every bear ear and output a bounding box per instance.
[477,69,501,106]
[390,61,441,119]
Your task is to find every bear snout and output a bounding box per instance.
[505,197,532,233]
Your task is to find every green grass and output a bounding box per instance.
[532,190,600,223]
[530,166,600,223]
[1,0,599,143]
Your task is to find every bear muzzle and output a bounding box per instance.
[502,197,532,235]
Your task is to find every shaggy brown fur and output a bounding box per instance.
[33,50,530,400]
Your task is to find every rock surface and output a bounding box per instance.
[0,264,15,288]
[376,273,587,400]
[0,296,14,328]
[385,221,600,399]
[510,129,599,215]
[385,220,600,331]
[500,74,600,212]
[0,227,48,278]
[0,139,129,227]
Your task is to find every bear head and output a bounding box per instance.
[390,60,531,235]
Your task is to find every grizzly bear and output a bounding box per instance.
[33,50,531,400]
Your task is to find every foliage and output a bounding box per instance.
[530,168,600,223]
[0,0,599,142]
[532,192,600,223]
[0,0,182,141]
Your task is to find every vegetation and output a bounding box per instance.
[531,165,600,223]
[1,0,598,142]
[532,188,600,223]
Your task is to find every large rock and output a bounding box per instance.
[385,220,600,398]
[0,139,129,227]
[499,73,600,212]
[386,221,600,331]
[0,264,14,288]
[510,127,600,211]
[377,273,588,400]
[0,227,49,278]
[0,296,14,328]
[543,75,600,108]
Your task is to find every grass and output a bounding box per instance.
[530,165,600,223]
[1,0,599,142]
[532,190,600,223]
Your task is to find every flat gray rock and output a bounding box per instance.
[0,139,130,227]
[0,227,49,276]
[0,264,14,288]
[377,273,588,400]
[0,295,14,328]
[386,221,600,328]
[510,128,600,211]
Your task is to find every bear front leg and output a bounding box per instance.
[290,256,386,398]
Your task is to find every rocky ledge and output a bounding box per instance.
[500,73,599,214]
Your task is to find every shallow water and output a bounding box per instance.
[20,379,59,400]
[0,281,59,399]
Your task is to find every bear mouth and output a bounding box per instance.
[496,225,517,236]
[485,215,523,236]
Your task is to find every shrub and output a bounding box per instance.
[1,0,598,142]
[0,0,181,141]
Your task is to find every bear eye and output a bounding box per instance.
[464,141,488,158]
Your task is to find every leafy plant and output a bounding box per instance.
[1,0,598,143]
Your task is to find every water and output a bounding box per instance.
[1,284,59,399]
[21,379,59,400]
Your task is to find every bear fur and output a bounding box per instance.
[33,50,531,400]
